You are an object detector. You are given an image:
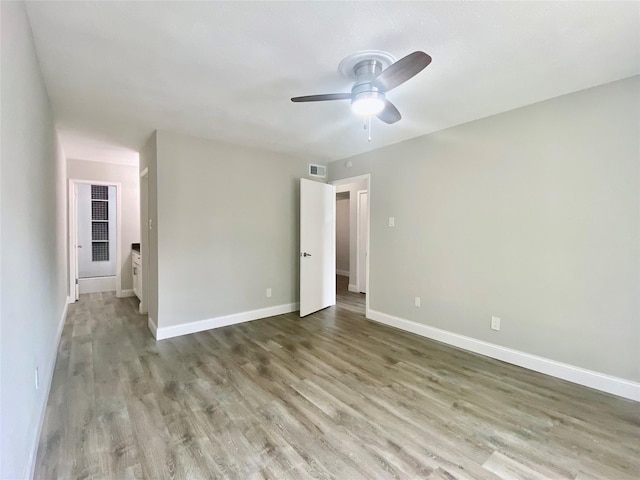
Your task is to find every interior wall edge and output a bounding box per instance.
[147,316,158,339]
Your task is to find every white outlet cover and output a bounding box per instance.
[491,316,501,331]
[266,288,272,298]
[414,297,421,307]
[388,217,395,227]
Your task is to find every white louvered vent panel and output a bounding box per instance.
[309,164,326,178]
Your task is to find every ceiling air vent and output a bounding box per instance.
[309,164,326,178]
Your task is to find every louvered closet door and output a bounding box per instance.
[77,183,117,278]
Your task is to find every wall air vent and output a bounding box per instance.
[309,164,327,178]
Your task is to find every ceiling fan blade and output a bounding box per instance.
[377,99,401,124]
[372,51,432,92]
[291,93,352,102]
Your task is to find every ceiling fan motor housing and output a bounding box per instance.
[351,59,385,106]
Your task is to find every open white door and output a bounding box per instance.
[300,178,336,317]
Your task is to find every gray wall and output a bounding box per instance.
[329,76,640,382]
[1,2,69,478]
[154,130,309,328]
[336,194,350,274]
[67,159,140,291]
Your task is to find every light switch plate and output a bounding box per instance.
[388,217,395,227]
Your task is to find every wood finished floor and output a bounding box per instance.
[35,278,639,480]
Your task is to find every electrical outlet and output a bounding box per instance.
[35,367,39,390]
[266,288,272,298]
[491,316,501,331]
[388,217,395,227]
[414,296,421,307]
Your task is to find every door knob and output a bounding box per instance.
[301,252,312,257]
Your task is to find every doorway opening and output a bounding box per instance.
[68,179,122,301]
[332,175,370,317]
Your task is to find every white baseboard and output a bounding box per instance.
[117,289,135,298]
[155,303,299,340]
[28,296,69,479]
[348,284,359,293]
[147,316,158,338]
[78,276,116,294]
[367,309,640,402]
[336,270,350,277]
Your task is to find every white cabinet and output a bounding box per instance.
[132,250,142,301]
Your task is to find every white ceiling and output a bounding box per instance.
[25,1,640,165]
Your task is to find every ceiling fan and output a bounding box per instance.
[291,50,432,124]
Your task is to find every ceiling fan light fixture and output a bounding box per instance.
[291,50,431,125]
[351,92,385,116]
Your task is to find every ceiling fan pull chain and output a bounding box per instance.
[368,116,372,142]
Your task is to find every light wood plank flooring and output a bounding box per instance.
[35,280,639,479]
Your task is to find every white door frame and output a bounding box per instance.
[68,179,123,302]
[356,189,368,294]
[139,167,149,314]
[331,174,371,317]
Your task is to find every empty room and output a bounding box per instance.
[1,1,639,479]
